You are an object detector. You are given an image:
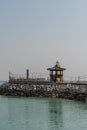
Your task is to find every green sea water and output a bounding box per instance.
[0,96,87,130]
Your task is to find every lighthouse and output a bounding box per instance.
[47,61,66,82]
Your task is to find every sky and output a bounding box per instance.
[0,0,87,80]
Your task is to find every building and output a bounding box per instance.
[47,61,66,82]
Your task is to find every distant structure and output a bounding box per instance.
[9,69,46,84]
[47,61,66,82]
[9,61,66,84]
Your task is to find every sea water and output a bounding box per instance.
[0,96,87,130]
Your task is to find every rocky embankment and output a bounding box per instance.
[0,82,87,101]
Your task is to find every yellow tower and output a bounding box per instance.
[47,61,66,82]
[56,61,61,82]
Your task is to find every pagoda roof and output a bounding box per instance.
[47,65,66,71]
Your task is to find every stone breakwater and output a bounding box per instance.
[0,82,87,101]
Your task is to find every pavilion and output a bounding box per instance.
[47,61,66,82]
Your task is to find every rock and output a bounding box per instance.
[0,82,87,101]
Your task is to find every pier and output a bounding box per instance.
[0,61,87,102]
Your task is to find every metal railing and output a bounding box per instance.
[9,72,50,81]
[9,72,87,83]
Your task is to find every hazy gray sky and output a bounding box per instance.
[0,0,87,80]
